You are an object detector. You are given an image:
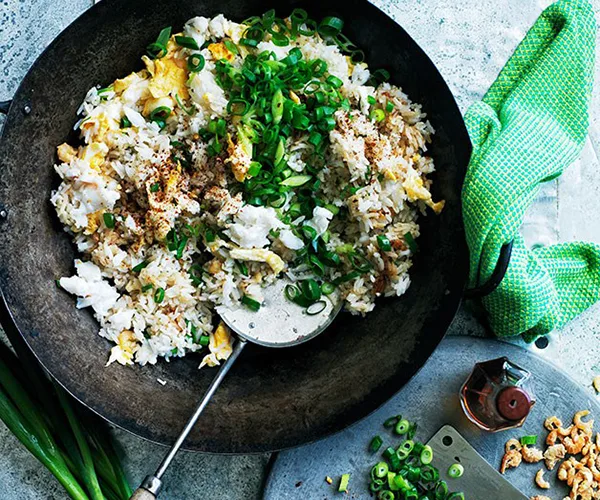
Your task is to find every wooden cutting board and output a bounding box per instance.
[263,336,600,499]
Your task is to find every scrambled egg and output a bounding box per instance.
[107,330,138,366]
[229,248,285,274]
[200,321,233,368]
[80,142,109,170]
[147,57,189,100]
[208,42,235,62]
[57,143,77,163]
[81,113,119,143]
[225,131,253,182]
[403,171,445,214]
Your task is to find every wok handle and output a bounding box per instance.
[464,241,514,299]
[130,339,247,499]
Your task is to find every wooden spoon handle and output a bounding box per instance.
[130,488,156,500]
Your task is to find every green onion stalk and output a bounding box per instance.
[0,338,131,499]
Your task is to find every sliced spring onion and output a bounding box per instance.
[447,493,465,500]
[520,435,537,446]
[318,16,344,38]
[103,213,115,229]
[146,26,172,59]
[241,295,261,312]
[371,108,385,122]
[300,279,321,301]
[120,116,131,128]
[187,54,205,72]
[300,225,318,241]
[132,260,149,273]
[175,93,195,116]
[141,284,153,292]
[223,39,239,55]
[373,462,389,478]
[150,182,160,193]
[280,175,311,187]
[394,418,410,435]
[271,88,284,125]
[306,300,326,315]
[369,435,383,453]
[370,479,384,492]
[447,463,464,479]
[149,106,171,122]
[420,445,433,465]
[235,260,249,276]
[198,335,210,347]
[404,232,419,253]
[205,228,216,243]
[386,101,394,112]
[338,473,350,493]
[383,416,399,428]
[332,271,360,285]
[367,95,377,105]
[175,35,199,50]
[154,287,165,304]
[377,234,392,252]
[378,491,394,500]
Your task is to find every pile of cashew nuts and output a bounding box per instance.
[500,410,598,500]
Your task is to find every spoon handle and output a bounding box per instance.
[131,339,247,498]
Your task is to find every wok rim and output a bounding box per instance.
[0,0,472,453]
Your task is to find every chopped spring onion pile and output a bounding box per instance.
[361,415,465,500]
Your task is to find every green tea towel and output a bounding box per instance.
[462,0,598,340]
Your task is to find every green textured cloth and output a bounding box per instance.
[462,0,598,340]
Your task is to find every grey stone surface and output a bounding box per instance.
[1,0,600,499]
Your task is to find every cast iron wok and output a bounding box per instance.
[0,0,471,453]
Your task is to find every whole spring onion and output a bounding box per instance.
[0,336,131,500]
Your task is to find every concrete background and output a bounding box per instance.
[1,0,600,498]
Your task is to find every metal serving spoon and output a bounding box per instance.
[131,278,342,499]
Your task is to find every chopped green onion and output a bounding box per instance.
[198,335,210,347]
[248,161,262,177]
[150,183,160,193]
[187,54,205,72]
[373,461,389,478]
[132,260,149,273]
[223,39,239,55]
[369,435,383,453]
[141,284,153,292]
[520,435,537,446]
[447,463,464,479]
[301,225,318,241]
[332,271,360,285]
[318,16,344,38]
[103,213,115,229]
[326,75,343,89]
[300,279,321,301]
[386,101,394,113]
[395,418,410,435]
[154,287,165,304]
[383,416,399,428]
[447,493,465,500]
[175,36,199,50]
[377,234,392,252]
[205,228,216,243]
[235,260,249,276]
[175,93,195,116]
[241,295,261,312]
[146,26,172,59]
[149,106,171,122]
[420,445,433,465]
[378,492,394,500]
[280,175,312,187]
[306,300,326,315]
[271,88,284,125]
[404,232,419,253]
[367,95,377,105]
[338,473,350,493]
[371,108,385,122]
[120,116,131,128]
